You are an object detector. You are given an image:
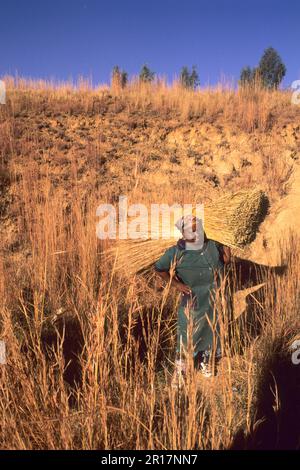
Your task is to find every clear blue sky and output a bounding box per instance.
[1,0,299,87]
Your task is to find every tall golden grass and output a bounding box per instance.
[0,79,299,449]
[1,74,298,132]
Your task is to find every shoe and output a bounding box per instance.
[199,360,212,378]
[197,348,222,378]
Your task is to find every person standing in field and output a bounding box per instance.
[154,214,231,386]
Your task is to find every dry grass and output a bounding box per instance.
[0,78,299,449]
[1,75,298,133]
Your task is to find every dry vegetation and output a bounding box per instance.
[0,77,300,449]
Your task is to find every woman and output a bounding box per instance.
[154,214,231,384]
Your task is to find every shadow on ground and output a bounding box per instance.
[229,338,300,449]
[228,258,300,449]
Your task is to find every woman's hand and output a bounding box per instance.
[172,279,192,295]
[155,270,192,295]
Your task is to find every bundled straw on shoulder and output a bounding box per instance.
[103,188,269,275]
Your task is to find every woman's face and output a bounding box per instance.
[183,216,203,242]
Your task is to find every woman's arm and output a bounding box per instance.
[156,270,192,295]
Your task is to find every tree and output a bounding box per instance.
[257,47,286,89]
[190,66,200,89]
[239,66,256,86]
[179,66,190,88]
[139,64,155,83]
[111,65,128,89]
[179,65,199,89]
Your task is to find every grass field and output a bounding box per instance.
[0,77,300,449]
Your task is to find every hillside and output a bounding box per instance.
[0,79,300,450]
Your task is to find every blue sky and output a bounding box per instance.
[1,0,299,87]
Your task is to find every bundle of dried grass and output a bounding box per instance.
[103,188,269,275]
[204,188,269,247]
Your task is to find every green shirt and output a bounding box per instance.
[155,238,225,354]
[155,238,225,309]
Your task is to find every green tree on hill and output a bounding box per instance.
[258,47,286,89]
[139,64,155,83]
[239,47,286,89]
[179,65,199,89]
[111,66,128,89]
[239,66,256,86]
